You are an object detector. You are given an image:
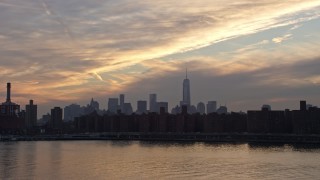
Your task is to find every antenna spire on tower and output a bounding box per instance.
[186,68,188,79]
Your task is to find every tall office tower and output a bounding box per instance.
[64,104,82,121]
[197,102,205,114]
[206,101,217,114]
[51,107,63,129]
[149,94,157,112]
[25,100,37,128]
[120,94,125,112]
[123,103,133,115]
[137,100,147,114]
[182,69,191,106]
[91,98,100,110]
[108,98,119,113]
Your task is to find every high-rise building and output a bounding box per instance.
[137,100,147,114]
[26,100,37,128]
[108,98,119,113]
[120,94,125,112]
[157,102,168,113]
[300,100,307,111]
[51,107,63,129]
[197,102,205,114]
[217,106,228,115]
[182,69,191,106]
[90,98,99,110]
[149,94,157,112]
[207,101,217,114]
[64,104,82,121]
[123,103,133,115]
[261,104,271,111]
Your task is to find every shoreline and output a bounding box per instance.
[2,133,320,144]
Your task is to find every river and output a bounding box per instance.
[1,141,320,179]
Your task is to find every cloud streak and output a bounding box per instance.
[0,0,320,114]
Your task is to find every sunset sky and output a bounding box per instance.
[0,0,320,116]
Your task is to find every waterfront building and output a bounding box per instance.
[25,100,37,128]
[0,82,24,131]
[0,83,20,116]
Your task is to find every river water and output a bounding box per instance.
[0,141,320,179]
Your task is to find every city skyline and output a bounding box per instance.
[0,1,320,116]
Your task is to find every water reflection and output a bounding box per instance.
[0,141,320,179]
[0,142,18,179]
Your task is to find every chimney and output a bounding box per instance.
[6,82,11,102]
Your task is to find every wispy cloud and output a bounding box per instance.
[0,0,320,112]
[272,34,293,43]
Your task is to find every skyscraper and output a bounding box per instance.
[64,104,82,121]
[26,100,37,128]
[197,102,205,114]
[149,94,157,112]
[51,107,63,129]
[182,69,191,106]
[207,101,217,114]
[108,98,119,113]
[137,100,147,114]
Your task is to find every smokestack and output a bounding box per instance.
[6,82,11,102]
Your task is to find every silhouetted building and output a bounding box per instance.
[292,101,320,134]
[217,106,228,115]
[182,69,191,106]
[90,98,99,110]
[300,100,307,111]
[25,100,37,128]
[261,104,271,111]
[64,104,82,121]
[197,102,205,114]
[157,102,168,113]
[149,94,157,112]
[108,98,119,113]
[248,107,287,133]
[51,107,63,129]
[39,113,51,126]
[123,103,133,115]
[171,105,181,115]
[83,98,100,115]
[0,82,24,131]
[137,100,147,114]
[0,83,20,116]
[206,101,217,114]
[120,94,125,112]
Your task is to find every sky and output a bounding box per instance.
[0,0,320,116]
